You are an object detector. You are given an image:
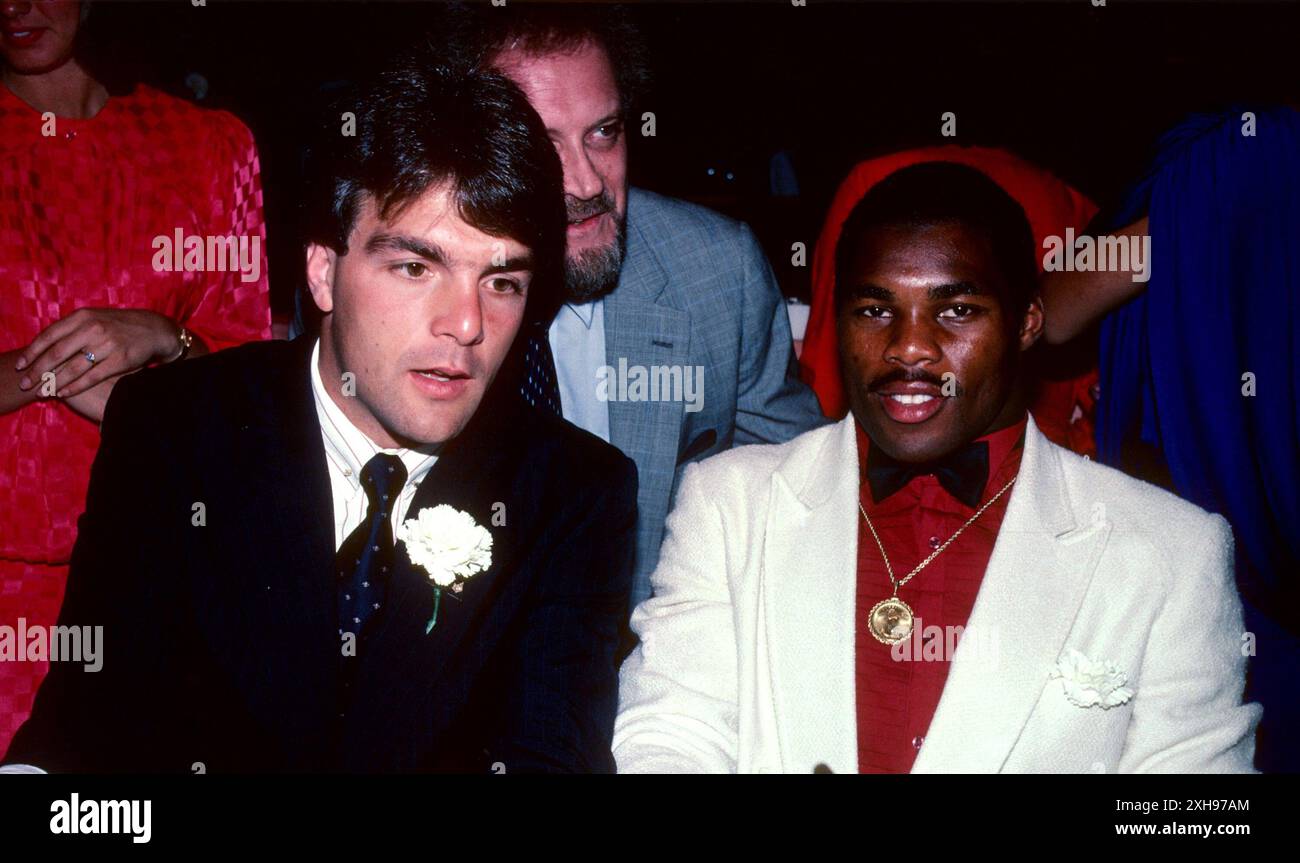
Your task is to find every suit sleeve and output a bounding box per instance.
[731,224,828,445]
[1117,513,1261,773]
[3,373,184,772]
[484,453,638,773]
[613,463,739,773]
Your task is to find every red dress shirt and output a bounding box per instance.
[855,415,1027,773]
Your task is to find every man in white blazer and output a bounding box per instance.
[614,162,1260,774]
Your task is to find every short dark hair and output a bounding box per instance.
[834,162,1038,323]
[301,47,568,327]
[451,3,650,117]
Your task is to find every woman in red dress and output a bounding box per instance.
[0,0,270,754]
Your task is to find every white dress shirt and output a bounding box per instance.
[549,299,611,443]
[309,339,440,550]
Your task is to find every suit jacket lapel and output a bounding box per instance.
[911,416,1111,773]
[360,379,524,698]
[604,194,691,488]
[763,416,861,773]
[223,337,338,749]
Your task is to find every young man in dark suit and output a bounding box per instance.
[2,53,637,773]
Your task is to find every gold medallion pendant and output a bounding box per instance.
[868,596,915,645]
[858,476,1016,649]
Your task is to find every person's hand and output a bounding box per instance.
[14,308,181,399]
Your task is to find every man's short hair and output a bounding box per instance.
[452,3,651,116]
[302,47,568,327]
[834,162,1038,324]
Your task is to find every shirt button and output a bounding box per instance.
[928,536,941,550]
[912,736,924,750]
[64,129,76,140]
[342,468,352,477]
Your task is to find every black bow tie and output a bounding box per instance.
[865,440,990,508]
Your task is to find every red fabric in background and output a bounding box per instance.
[854,416,1025,773]
[800,146,1098,457]
[0,83,271,756]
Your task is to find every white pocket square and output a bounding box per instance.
[1050,648,1135,709]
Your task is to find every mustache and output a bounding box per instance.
[565,192,614,222]
[868,369,947,391]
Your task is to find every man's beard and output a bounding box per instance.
[563,192,626,305]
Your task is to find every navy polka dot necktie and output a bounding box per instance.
[337,453,407,641]
[520,327,563,417]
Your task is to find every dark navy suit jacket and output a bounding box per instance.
[6,337,637,772]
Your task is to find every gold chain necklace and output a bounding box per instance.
[859,476,1016,645]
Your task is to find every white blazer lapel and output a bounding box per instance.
[761,415,861,774]
[912,417,1111,773]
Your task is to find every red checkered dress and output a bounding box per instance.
[0,83,271,755]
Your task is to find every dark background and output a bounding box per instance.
[79,0,1300,320]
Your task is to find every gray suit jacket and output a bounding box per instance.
[606,188,828,608]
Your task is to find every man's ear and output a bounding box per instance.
[305,243,339,314]
[1019,295,1045,352]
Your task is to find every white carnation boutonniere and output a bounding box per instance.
[1050,648,1135,710]
[396,505,493,634]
